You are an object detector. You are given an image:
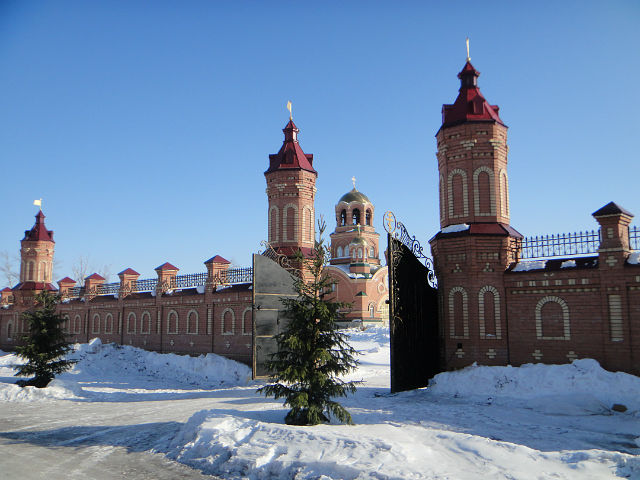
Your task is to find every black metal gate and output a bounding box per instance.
[385,212,440,393]
[251,245,298,379]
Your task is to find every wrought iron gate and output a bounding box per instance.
[251,247,298,379]
[385,212,440,393]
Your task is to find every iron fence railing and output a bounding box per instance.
[518,230,600,259]
[62,267,253,299]
[171,272,208,289]
[631,225,639,251]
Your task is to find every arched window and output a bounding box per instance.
[449,287,469,339]
[222,308,234,335]
[500,170,510,218]
[536,296,570,340]
[27,261,34,281]
[242,308,251,335]
[40,262,47,282]
[340,209,347,226]
[368,303,375,318]
[285,205,297,241]
[439,174,445,221]
[358,248,363,259]
[336,246,343,257]
[104,313,113,334]
[478,286,501,339]
[365,209,372,226]
[62,314,70,333]
[7,322,12,340]
[92,313,100,334]
[448,169,468,218]
[140,311,151,334]
[370,247,375,258]
[127,312,136,334]
[352,208,361,225]
[451,174,465,217]
[186,310,198,334]
[167,310,179,334]
[269,206,279,243]
[74,314,82,334]
[345,246,349,257]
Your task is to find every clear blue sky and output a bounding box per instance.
[1,1,638,283]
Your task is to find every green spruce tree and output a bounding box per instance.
[15,291,75,388]
[259,221,361,425]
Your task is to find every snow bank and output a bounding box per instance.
[0,338,251,402]
[628,251,640,264]
[169,408,639,480]
[429,359,640,413]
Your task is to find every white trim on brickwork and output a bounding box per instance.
[242,307,252,335]
[473,166,496,217]
[186,309,199,334]
[535,296,570,340]
[222,307,235,335]
[439,174,445,221]
[74,314,82,334]
[268,206,279,243]
[104,313,113,334]
[302,205,314,243]
[92,313,100,334]
[447,169,469,219]
[127,312,137,334]
[167,310,179,334]
[6,320,12,340]
[499,169,509,219]
[478,285,501,339]
[449,286,469,339]
[283,203,299,242]
[140,311,151,334]
[608,294,623,341]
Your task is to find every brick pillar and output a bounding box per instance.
[592,202,634,372]
[118,268,140,297]
[155,262,179,293]
[592,202,634,269]
[84,273,105,299]
[205,255,231,287]
[57,277,76,297]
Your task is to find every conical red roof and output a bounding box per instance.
[441,61,504,129]
[265,120,316,175]
[22,211,54,242]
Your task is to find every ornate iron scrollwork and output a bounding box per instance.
[384,211,437,288]
[260,240,301,277]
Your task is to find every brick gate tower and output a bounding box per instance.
[13,210,57,307]
[429,59,522,368]
[265,118,317,269]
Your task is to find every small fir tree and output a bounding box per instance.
[258,221,361,425]
[15,291,75,388]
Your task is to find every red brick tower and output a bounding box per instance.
[14,210,57,306]
[429,59,522,369]
[265,118,317,266]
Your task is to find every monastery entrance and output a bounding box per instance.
[385,213,441,393]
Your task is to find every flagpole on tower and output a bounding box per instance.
[286,100,292,120]
[33,198,42,211]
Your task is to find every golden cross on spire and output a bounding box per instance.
[286,100,292,120]
[466,37,471,62]
[351,176,356,189]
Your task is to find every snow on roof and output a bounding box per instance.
[512,260,547,272]
[441,223,470,234]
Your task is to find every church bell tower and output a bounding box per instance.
[265,115,317,265]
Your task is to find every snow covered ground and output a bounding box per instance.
[1,329,640,479]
